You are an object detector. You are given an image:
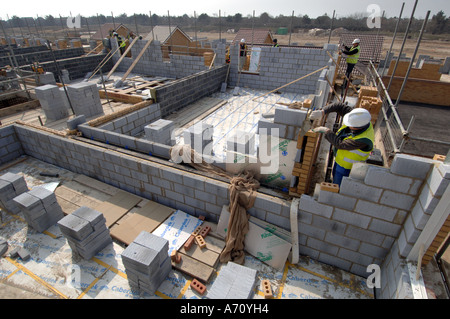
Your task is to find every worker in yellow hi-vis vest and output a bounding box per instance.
[310,102,374,186]
[113,32,127,55]
[340,38,360,96]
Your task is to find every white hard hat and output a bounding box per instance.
[241,38,245,43]
[352,38,361,44]
[343,108,371,128]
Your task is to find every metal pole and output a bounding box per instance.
[7,14,16,37]
[59,14,67,38]
[219,10,222,42]
[47,39,74,114]
[168,11,173,54]
[111,12,116,30]
[134,14,139,36]
[372,10,385,62]
[328,10,335,44]
[36,15,45,39]
[394,10,430,108]
[96,14,104,39]
[149,11,154,41]
[85,17,92,40]
[251,10,255,48]
[289,10,294,46]
[387,0,418,91]
[380,2,405,76]
[99,67,112,111]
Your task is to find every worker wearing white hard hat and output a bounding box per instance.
[239,39,247,71]
[310,102,374,185]
[340,38,361,97]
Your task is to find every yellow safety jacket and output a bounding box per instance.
[346,45,360,64]
[334,123,374,170]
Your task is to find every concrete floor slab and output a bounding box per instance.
[0,157,374,299]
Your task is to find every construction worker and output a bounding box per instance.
[272,39,279,47]
[310,103,374,186]
[113,32,127,55]
[239,39,247,71]
[341,38,360,96]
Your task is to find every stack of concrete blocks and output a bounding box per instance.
[439,57,450,75]
[144,119,175,146]
[61,69,70,84]
[207,262,258,299]
[66,82,103,118]
[257,106,307,140]
[184,122,214,156]
[226,130,255,155]
[13,186,64,232]
[0,125,24,166]
[35,84,70,121]
[38,72,57,85]
[0,173,28,215]
[121,231,171,295]
[66,115,86,130]
[57,206,112,259]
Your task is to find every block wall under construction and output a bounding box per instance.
[2,121,449,299]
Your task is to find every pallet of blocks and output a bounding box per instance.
[356,86,382,125]
[289,130,319,196]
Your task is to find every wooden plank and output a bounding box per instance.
[105,36,139,80]
[74,174,119,196]
[93,190,142,228]
[55,196,80,215]
[121,39,153,82]
[110,200,175,245]
[172,252,215,283]
[54,185,103,209]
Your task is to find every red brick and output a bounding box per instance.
[191,278,206,295]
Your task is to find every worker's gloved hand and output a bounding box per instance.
[310,110,324,120]
[313,126,330,134]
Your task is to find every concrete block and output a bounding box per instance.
[340,177,383,202]
[298,194,333,218]
[427,165,450,197]
[380,191,416,211]
[332,208,371,229]
[318,190,357,211]
[226,130,255,155]
[257,119,286,138]
[355,200,398,222]
[345,225,385,246]
[274,107,307,126]
[364,166,413,194]
[418,184,440,214]
[410,202,430,230]
[390,154,434,179]
[368,218,402,237]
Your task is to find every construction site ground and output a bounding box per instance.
[0,156,374,300]
[1,66,449,300]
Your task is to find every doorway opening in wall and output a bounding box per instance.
[435,235,450,298]
[239,47,262,75]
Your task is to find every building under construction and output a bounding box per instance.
[0,8,449,301]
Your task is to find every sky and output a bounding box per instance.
[1,0,449,20]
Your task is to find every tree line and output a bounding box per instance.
[4,10,449,35]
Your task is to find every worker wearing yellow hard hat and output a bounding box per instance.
[311,102,374,186]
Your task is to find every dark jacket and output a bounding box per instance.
[322,102,373,152]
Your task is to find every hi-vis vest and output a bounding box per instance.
[334,123,374,170]
[346,45,360,64]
